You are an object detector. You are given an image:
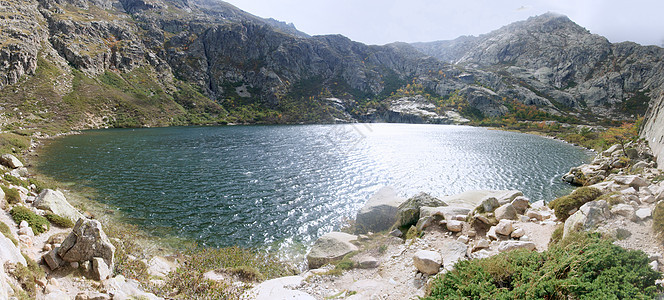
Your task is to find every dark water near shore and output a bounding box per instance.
[37,124,592,250]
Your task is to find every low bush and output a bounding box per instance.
[424,233,661,299]
[0,221,18,245]
[548,187,602,221]
[45,212,74,228]
[2,185,21,204]
[10,206,49,235]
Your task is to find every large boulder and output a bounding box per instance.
[563,200,610,238]
[34,189,85,222]
[494,203,517,221]
[356,187,406,233]
[58,219,115,269]
[306,232,358,269]
[0,154,23,169]
[413,250,442,275]
[397,192,447,227]
[0,233,26,266]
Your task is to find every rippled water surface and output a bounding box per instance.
[37,124,592,248]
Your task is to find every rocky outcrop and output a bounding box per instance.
[0,154,24,169]
[397,192,447,228]
[356,187,406,233]
[306,232,358,269]
[56,218,115,270]
[34,189,85,222]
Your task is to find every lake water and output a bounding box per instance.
[36,124,592,250]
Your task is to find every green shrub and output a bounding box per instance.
[0,221,18,245]
[2,185,21,204]
[10,206,49,235]
[45,213,74,228]
[653,201,664,238]
[548,187,602,221]
[424,233,661,299]
[28,178,53,193]
[549,224,563,244]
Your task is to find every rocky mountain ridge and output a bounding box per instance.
[0,1,663,132]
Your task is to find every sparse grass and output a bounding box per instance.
[405,225,420,240]
[0,221,18,245]
[10,206,49,235]
[548,187,602,221]
[8,254,45,299]
[2,186,21,204]
[45,212,75,228]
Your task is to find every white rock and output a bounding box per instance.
[497,241,536,252]
[511,228,525,238]
[526,209,543,221]
[440,241,468,271]
[610,204,636,220]
[636,208,652,221]
[487,226,498,240]
[494,203,518,221]
[105,275,162,300]
[494,219,513,236]
[446,220,463,232]
[34,189,85,222]
[520,235,531,241]
[531,200,546,209]
[614,175,649,188]
[306,232,358,269]
[412,250,442,275]
[0,154,23,169]
[18,226,34,237]
[472,239,490,252]
[19,220,28,229]
[356,187,406,233]
[92,257,111,281]
[457,235,469,244]
[511,197,530,214]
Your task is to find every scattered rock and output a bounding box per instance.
[614,175,649,189]
[497,241,536,252]
[457,235,469,244]
[75,291,111,300]
[397,192,446,227]
[388,229,402,238]
[440,241,468,271]
[494,219,513,236]
[495,190,524,205]
[92,257,111,281]
[421,206,471,221]
[472,239,490,252]
[34,189,86,222]
[0,154,23,169]
[58,219,115,269]
[356,187,406,233]
[494,203,517,221]
[446,220,464,232]
[511,228,525,238]
[357,256,379,269]
[487,226,498,240]
[19,220,28,229]
[610,204,636,220]
[104,275,161,300]
[306,232,358,269]
[413,250,442,275]
[43,248,64,270]
[526,209,543,221]
[511,196,530,214]
[18,226,34,237]
[636,208,652,221]
[479,196,500,213]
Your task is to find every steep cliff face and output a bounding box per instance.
[643,93,664,167]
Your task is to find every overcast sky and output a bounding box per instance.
[222,0,664,47]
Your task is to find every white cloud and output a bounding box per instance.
[223,0,664,46]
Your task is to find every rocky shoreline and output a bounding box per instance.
[0,132,661,299]
[243,139,664,299]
